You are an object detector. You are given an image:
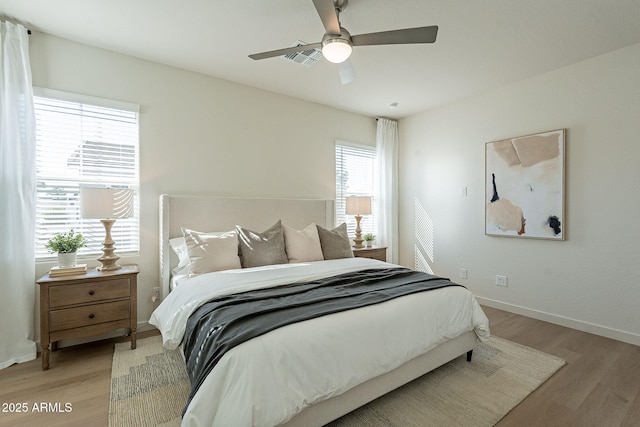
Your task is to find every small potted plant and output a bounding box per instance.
[363,233,376,247]
[45,229,87,267]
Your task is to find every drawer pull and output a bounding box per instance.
[88,313,95,319]
[88,290,95,295]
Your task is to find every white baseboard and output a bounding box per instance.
[476,296,640,347]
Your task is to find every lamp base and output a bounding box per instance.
[97,255,122,271]
[353,214,364,249]
[97,219,122,271]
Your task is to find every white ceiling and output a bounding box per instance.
[2,0,640,119]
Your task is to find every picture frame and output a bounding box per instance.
[485,129,565,240]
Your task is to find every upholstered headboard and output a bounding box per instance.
[159,195,335,298]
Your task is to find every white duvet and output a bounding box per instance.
[149,258,490,427]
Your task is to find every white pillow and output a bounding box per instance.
[169,236,189,275]
[283,223,324,263]
[181,228,241,276]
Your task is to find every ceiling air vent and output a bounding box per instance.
[283,41,322,67]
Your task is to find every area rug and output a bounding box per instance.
[109,335,565,427]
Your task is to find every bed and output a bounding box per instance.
[150,194,490,426]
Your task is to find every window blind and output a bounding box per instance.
[34,89,140,260]
[335,142,378,238]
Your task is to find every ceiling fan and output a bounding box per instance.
[248,0,438,84]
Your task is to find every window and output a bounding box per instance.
[34,88,140,260]
[335,142,378,238]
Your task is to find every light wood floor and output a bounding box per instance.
[0,330,158,427]
[485,306,640,427]
[0,308,638,427]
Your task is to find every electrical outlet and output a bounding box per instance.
[151,287,160,302]
[496,275,508,287]
[459,268,468,279]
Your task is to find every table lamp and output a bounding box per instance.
[345,195,372,249]
[80,187,134,271]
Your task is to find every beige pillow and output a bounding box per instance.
[283,223,324,263]
[181,228,241,276]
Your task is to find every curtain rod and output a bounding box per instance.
[4,19,31,34]
[2,20,31,34]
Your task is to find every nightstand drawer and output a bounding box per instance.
[49,300,130,332]
[49,278,130,308]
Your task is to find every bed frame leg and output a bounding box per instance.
[466,350,473,362]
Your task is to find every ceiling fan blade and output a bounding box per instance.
[351,25,438,46]
[339,59,356,85]
[313,0,341,35]
[249,43,322,60]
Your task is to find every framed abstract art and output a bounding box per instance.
[485,129,565,240]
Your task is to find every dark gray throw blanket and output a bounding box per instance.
[181,267,462,414]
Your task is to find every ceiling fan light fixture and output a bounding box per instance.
[322,38,352,63]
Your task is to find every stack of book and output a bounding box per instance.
[49,264,88,277]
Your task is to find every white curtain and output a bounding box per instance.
[376,118,399,264]
[0,21,37,369]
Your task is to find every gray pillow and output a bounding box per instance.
[236,220,288,268]
[316,223,354,260]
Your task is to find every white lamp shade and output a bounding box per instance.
[322,39,352,64]
[345,196,372,215]
[80,187,134,219]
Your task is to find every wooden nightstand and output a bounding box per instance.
[352,246,387,262]
[37,265,138,370]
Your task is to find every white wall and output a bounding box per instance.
[398,43,640,345]
[30,33,376,333]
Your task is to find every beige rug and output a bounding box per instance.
[109,335,565,427]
